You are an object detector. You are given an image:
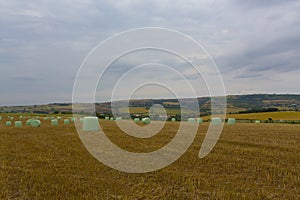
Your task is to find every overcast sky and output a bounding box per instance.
[1,0,300,106]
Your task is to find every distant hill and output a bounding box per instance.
[1,94,299,116]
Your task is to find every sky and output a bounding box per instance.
[1,0,300,106]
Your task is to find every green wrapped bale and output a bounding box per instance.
[31,120,41,127]
[83,117,99,132]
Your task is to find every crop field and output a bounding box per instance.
[226,111,300,121]
[0,115,299,199]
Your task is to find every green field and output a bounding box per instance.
[0,114,299,199]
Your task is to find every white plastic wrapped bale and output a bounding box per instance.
[64,119,70,124]
[110,117,114,121]
[51,119,58,126]
[188,118,195,124]
[211,117,222,126]
[142,117,151,124]
[26,119,32,126]
[197,118,203,124]
[105,117,110,120]
[0,116,2,120]
[134,118,140,122]
[15,121,22,127]
[71,118,76,122]
[6,121,12,126]
[31,120,41,127]
[171,118,176,122]
[255,120,261,123]
[228,118,236,125]
[83,117,99,131]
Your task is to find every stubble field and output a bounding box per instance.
[0,117,299,199]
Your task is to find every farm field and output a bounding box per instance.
[0,115,299,199]
[226,111,300,121]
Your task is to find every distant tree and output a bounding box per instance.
[268,118,273,122]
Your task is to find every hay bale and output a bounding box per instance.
[31,120,41,127]
[51,119,58,126]
[0,116,2,120]
[83,117,99,131]
[64,119,70,124]
[142,117,151,124]
[19,115,23,119]
[10,117,14,120]
[255,120,261,123]
[116,117,122,121]
[197,118,203,124]
[134,118,140,122]
[188,118,195,124]
[71,118,76,122]
[15,121,22,127]
[110,117,114,121]
[105,117,110,120]
[228,118,236,125]
[211,117,222,126]
[26,119,32,126]
[171,118,176,122]
[6,121,11,126]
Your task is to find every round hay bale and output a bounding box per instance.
[15,121,22,127]
[71,118,76,122]
[171,118,176,122]
[228,118,236,125]
[142,117,151,124]
[26,119,32,126]
[211,117,222,126]
[31,120,41,127]
[64,119,70,124]
[110,117,114,121]
[197,118,203,124]
[0,116,2,120]
[51,119,58,126]
[255,120,261,123]
[134,118,140,122]
[6,121,12,126]
[105,117,110,120]
[83,117,99,131]
[188,118,195,124]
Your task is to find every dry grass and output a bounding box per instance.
[226,111,300,121]
[0,115,299,199]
